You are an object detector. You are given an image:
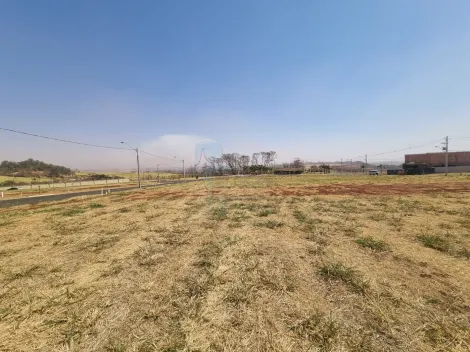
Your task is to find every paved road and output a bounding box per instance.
[0,179,199,208]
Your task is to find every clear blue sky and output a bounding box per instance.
[1,0,469,169]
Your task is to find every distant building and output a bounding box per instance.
[274,168,303,175]
[305,165,319,172]
[405,152,470,167]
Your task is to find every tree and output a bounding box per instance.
[200,163,211,176]
[240,155,250,172]
[292,158,304,169]
[206,157,218,175]
[186,166,197,177]
[191,151,277,176]
[319,164,331,174]
[221,153,239,175]
[252,153,260,166]
[0,159,73,177]
[215,157,225,175]
[261,151,276,168]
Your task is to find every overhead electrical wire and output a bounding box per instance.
[2,127,461,165]
[0,126,182,161]
[366,137,445,157]
[139,150,181,162]
[156,160,183,167]
[345,137,446,160]
[0,127,128,150]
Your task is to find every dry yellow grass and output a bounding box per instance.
[1,174,470,351]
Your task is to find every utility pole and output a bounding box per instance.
[350,159,353,173]
[136,148,141,188]
[121,142,141,188]
[157,162,164,184]
[182,159,185,180]
[445,136,449,176]
[435,137,449,176]
[365,154,368,173]
[340,158,343,174]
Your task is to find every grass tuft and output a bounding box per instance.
[290,311,339,350]
[256,208,276,217]
[210,206,228,221]
[89,202,105,209]
[256,220,284,229]
[83,236,120,253]
[417,234,451,252]
[0,218,15,227]
[133,239,160,267]
[61,207,85,216]
[293,209,308,223]
[355,237,390,252]
[319,262,369,294]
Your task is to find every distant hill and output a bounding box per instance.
[0,158,73,177]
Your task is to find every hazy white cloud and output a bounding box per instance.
[139,134,221,169]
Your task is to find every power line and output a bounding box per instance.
[367,138,445,157]
[152,160,182,167]
[367,158,404,161]
[139,150,181,162]
[1,126,183,162]
[0,127,128,150]
[344,137,446,160]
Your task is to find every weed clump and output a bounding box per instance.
[210,206,228,221]
[290,311,339,350]
[355,237,390,252]
[89,202,105,209]
[256,220,284,229]
[257,208,276,217]
[293,210,308,223]
[61,207,85,216]
[319,262,369,294]
[417,235,451,252]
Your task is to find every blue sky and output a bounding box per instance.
[1,0,470,169]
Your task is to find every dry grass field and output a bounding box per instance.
[1,174,470,351]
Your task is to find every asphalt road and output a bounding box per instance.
[0,179,199,208]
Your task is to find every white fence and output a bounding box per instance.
[0,178,131,191]
[434,166,470,173]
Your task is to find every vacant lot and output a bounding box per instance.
[1,174,470,351]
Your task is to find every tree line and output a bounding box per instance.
[189,151,277,176]
[0,159,73,177]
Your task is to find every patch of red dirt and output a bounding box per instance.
[125,191,186,201]
[266,182,470,196]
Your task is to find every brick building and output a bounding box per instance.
[405,152,470,167]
